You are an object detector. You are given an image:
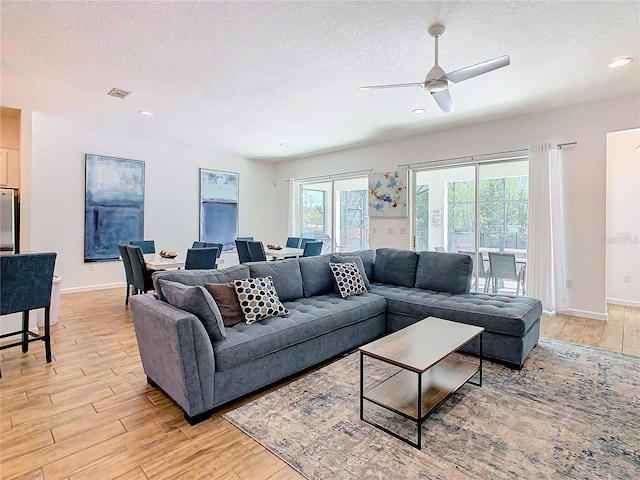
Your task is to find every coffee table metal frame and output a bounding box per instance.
[359,317,484,449]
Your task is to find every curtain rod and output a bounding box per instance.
[398,148,528,169]
[285,168,373,183]
[399,141,578,169]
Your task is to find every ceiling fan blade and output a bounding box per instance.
[444,55,510,84]
[431,88,455,113]
[359,82,423,90]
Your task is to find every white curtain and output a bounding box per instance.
[287,179,299,235]
[527,144,567,313]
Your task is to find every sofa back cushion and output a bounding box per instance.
[152,265,250,302]
[373,248,418,287]
[331,249,375,281]
[298,254,335,297]
[414,251,472,293]
[248,258,303,301]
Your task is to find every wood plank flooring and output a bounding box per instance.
[1,288,639,479]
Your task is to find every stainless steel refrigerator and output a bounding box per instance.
[0,187,19,253]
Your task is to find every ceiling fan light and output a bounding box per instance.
[608,57,633,69]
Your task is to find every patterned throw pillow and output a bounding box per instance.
[329,262,368,299]
[233,276,289,324]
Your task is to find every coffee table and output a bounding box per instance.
[359,317,484,449]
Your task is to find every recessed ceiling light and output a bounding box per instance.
[280,143,289,148]
[608,57,633,69]
[138,110,153,116]
[412,108,426,114]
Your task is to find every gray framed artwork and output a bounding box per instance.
[200,169,239,251]
[84,154,145,262]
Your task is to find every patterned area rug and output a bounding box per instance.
[224,339,640,480]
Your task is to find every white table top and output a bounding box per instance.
[143,253,185,270]
[265,247,304,259]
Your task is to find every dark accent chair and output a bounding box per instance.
[126,245,155,294]
[487,252,525,295]
[302,241,323,257]
[235,239,252,264]
[185,247,219,270]
[285,237,302,248]
[247,241,267,262]
[129,240,156,254]
[0,252,57,376]
[117,244,135,305]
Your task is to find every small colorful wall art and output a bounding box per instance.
[368,171,408,217]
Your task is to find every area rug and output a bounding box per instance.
[224,339,640,479]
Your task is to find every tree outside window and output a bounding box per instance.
[302,189,326,234]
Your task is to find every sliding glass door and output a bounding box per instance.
[413,159,528,292]
[298,176,369,253]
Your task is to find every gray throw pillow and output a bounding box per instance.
[158,279,226,341]
[330,254,371,290]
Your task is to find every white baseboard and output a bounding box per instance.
[606,298,640,308]
[61,282,124,294]
[558,308,608,321]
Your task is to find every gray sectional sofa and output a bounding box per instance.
[130,248,542,424]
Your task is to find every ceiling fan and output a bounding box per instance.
[359,24,510,113]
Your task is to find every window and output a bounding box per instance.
[301,188,326,234]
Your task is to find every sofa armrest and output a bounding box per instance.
[130,294,215,417]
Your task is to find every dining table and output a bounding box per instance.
[265,247,305,260]
[143,253,185,270]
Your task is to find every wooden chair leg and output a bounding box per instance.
[44,306,52,363]
[21,311,29,353]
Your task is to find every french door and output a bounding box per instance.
[413,159,529,292]
[299,176,369,253]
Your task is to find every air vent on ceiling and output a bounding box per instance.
[107,87,132,99]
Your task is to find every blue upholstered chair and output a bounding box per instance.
[192,241,205,249]
[286,237,302,248]
[0,252,58,375]
[300,238,314,250]
[129,240,156,254]
[235,239,252,264]
[126,245,155,294]
[192,242,224,258]
[236,236,254,242]
[302,241,323,257]
[247,241,267,262]
[185,247,219,270]
[117,244,135,305]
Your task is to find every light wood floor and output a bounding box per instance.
[1,288,639,480]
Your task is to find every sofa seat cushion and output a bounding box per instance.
[369,283,542,337]
[213,292,387,372]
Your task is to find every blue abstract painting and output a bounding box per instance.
[200,169,238,251]
[85,155,145,262]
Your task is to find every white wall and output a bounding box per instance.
[28,113,277,292]
[606,128,640,307]
[274,93,640,320]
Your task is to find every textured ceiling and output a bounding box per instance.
[1,1,639,162]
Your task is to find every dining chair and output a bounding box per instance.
[286,237,302,248]
[434,247,447,252]
[126,245,155,295]
[117,244,136,305]
[302,241,323,257]
[487,252,525,295]
[235,239,252,264]
[185,247,219,270]
[459,250,488,292]
[129,240,156,254]
[247,240,267,262]
[0,252,58,376]
[300,238,314,250]
[193,242,224,258]
[236,236,254,242]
